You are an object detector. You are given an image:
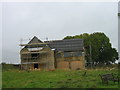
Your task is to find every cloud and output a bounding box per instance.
[2,2,118,63]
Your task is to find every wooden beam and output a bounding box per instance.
[21,62,39,64]
[19,43,47,46]
[21,51,48,54]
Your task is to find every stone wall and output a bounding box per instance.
[57,61,69,70]
[55,52,85,70]
[39,47,55,70]
[20,47,85,70]
[20,47,55,70]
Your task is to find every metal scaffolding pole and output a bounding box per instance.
[89,43,92,69]
[20,38,23,70]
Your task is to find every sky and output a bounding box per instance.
[1,2,119,64]
[118,1,120,63]
[1,0,119,2]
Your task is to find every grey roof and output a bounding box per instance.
[25,36,84,51]
[25,36,46,48]
[47,38,84,51]
[28,36,42,44]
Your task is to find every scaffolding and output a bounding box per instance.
[19,38,48,70]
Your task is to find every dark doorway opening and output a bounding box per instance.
[34,64,38,69]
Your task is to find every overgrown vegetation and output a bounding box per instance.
[2,63,19,72]
[2,68,119,88]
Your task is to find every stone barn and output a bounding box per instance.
[20,36,85,70]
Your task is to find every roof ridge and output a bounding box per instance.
[28,36,43,44]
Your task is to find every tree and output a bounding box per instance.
[64,32,119,66]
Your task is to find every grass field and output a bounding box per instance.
[2,68,119,88]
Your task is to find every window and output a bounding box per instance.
[31,53,39,59]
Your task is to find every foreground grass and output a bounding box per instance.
[2,69,119,88]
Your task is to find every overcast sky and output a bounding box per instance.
[1,2,119,64]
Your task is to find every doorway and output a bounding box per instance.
[34,64,38,69]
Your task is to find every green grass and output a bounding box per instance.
[2,69,119,88]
